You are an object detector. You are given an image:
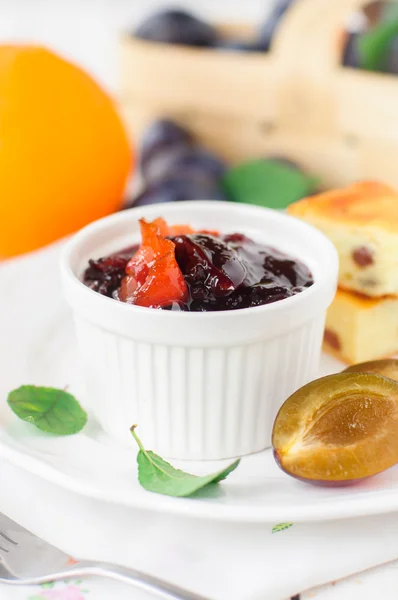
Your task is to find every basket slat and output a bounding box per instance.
[120,0,398,188]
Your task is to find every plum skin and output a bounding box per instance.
[343,358,398,382]
[256,0,294,52]
[134,9,218,47]
[139,119,193,178]
[271,373,398,487]
[214,40,258,52]
[143,146,227,185]
[342,32,360,68]
[124,177,226,209]
[139,119,227,186]
[273,449,371,487]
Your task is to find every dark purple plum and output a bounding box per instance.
[124,177,226,208]
[342,32,360,68]
[214,40,258,52]
[175,148,227,179]
[143,145,227,184]
[256,0,295,52]
[134,9,218,47]
[139,119,194,177]
[386,37,398,74]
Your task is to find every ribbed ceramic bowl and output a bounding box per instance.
[61,201,338,460]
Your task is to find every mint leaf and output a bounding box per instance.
[272,522,293,534]
[131,426,240,497]
[7,386,87,435]
[358,19,398,72]
[222,159,319,210]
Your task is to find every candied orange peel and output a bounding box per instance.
[120,218,188,308]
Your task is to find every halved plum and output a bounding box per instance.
[344,359,398,382]
[272,373,398,485]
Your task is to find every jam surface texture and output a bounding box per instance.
[83,217,313,311]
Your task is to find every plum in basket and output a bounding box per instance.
[214,40,258,52]
[256,0,295,52]
[134,9,218,47]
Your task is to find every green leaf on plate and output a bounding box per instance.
[358,18,398,72]
[272,523,293,534]
[131,426,240,497]
[222,159,319,210]
[7,385,87,435]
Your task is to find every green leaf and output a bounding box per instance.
[222,159,319,210]
[131,426,240,497]
[7,385,87,435]
[358,19,398,72]
[272,522,293,534]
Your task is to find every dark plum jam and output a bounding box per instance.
[83,231,313,311]
[83,246,136,298]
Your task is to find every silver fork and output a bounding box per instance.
[0,512,206,600]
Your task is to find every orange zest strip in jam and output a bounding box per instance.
[120,218,188,308]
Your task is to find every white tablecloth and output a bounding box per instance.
[1,242,398,600]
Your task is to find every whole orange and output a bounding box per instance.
[0,45,132,258]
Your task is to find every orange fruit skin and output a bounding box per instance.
[0,45,132,258]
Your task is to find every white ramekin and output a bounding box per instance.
[60,201,338,460]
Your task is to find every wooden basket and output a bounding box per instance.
[119,0,398,189]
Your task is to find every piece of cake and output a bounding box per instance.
[288,181,398,297]
[324,288,398,364]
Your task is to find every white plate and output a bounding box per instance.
[1,241,398,524]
